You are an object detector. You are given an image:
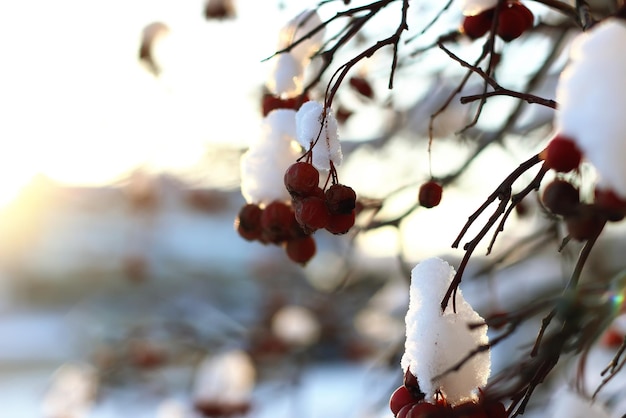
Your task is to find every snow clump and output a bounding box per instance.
[401,257,491,405]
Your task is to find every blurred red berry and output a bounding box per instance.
[295,196,330,232]
[462,8,494,39]
[542,135,582,173]
[235,204,263,241]
[419,181,443,208]
[260,201,294,243]
[389,386,417,416]
[594,187,626,221]
[349,76,374,98]
[541,179,579,216]
[285,235,317,265]
[326,210,356,235]
[496,1,534,42]
[285,162,320,198]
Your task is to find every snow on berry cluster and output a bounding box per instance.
[554,18,626,197]
[389,258,494,417]
[461,0,534,42]
[236,10,357,265]
[538,19,626,236]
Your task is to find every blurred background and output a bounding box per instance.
[3,0,626,417]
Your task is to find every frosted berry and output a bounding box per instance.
[496,1,534,42]
[419,181,443,208]
[285,235,317,265]
[295,196,330,232]
[542,135,582,173]
[389,386,416,416]
[541,179,579,216]
[235,204,263,241]
[462,8,494,39]
[284,162,320,198]
[349,76,374,98]
[325,183,357,215]
[260,201,294,244]
[326,210,356,235]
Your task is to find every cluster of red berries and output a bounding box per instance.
[389,371,506,418]
[285,161,357,235]
[235,161,357,265]
[540,134,626,239]
[235,200,316,265]
[462,1,534,42]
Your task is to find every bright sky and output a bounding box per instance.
[0,0,310,207]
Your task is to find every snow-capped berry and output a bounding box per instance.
[325,210,356,235]
[285,235,316,265]
[325,183,357,215]
[295,196,330,232]
[349,76,374,98]
[461,8,495,39]
[418,181,443,208]
[541,179,579,216]
[284,162,320,198]
[389,386,417,416]
[235,204,263,241]
[496,1,534,42]
[260,201,294,244]
[542,135,583,173]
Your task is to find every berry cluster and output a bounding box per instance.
[285,161,357,235]
[235,201,316,265]
[540,134,626,240]
[235,161,357,266]
[389,371,506,418]
[462,1,534,42]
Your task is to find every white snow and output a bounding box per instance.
[555,19,626,198]
[400,257,490,405]
[266,53,304,97]
[459,0,498,16]
[547,385,611,418]
[277,10,325,65]
[295,101,342,171]
[239,110,302,205]
[192,350,256,405]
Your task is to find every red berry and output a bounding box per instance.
[541,179,579,216]
[349,76,374,98]
[284,162,320,198]
[389,386,416,415]
[408,402,445,418]
[496,1,534,42]
[397,404,415,418]
[295,196,330,232]
[285,235,316,265]
[325,183,357,215]
[543,135,582,173]
[483,401,507,418]
[261,93,309,116]
[452,401,488,418]
[260,201,294,244]
[419,181,443,208]
[326,210,356,235]
[594,187,626,222]
[462,8,495,39]
[235,204,263,241]
[565,204,605,241]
